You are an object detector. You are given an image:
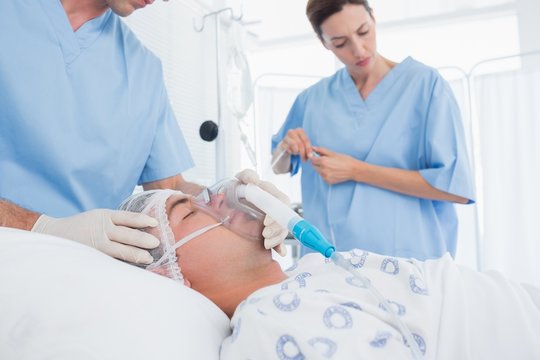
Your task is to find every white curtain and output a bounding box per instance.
[472,57,540,287]
[444,70,480,269]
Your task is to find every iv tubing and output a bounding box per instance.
[330,252,423,359]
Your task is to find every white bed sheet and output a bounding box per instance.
[0,227,230,360]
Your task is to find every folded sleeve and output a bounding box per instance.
[419,77,476,203]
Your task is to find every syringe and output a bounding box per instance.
[270,147,288,170]
[271,147,320,170]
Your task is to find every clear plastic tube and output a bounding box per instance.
[326,185,336,248]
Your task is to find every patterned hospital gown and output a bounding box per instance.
[220,250,435,359]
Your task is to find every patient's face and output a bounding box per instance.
[166,195,219,241]
[164,194,264,286]
[165,194,253,243]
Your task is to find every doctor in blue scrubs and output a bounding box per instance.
[272,0,475,260]
[0,0,289,264]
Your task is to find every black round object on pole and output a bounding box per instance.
[199,120,219,142]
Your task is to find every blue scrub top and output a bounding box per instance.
[272,57,475,260]
[0,0,194,217]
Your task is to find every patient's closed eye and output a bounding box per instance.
[168,198,196,226]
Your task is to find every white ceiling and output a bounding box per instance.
[237,0,313,42]
[231,0,516,43]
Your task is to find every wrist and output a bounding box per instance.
[31,214,53,232]
[0,199,42,231]
[352,159,368,183]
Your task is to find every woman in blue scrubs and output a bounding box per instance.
[272,0,475,260]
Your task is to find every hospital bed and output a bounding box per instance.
[2,226,540,359]
[0,227,230,360]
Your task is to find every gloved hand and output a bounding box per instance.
[31,209,160,264]
[235,169,290,256]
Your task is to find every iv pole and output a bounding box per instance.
[193,8,243,179]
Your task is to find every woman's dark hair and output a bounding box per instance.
[306,0,373,39]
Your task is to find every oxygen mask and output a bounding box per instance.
[194,178,265,242]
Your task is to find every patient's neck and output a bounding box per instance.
[202,259,287,318]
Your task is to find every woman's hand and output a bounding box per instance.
[280,128,315,162]
[310,146,363,185]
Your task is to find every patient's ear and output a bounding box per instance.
[183,278,192,288]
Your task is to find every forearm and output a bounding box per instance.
[0,199,41,230]
[175,181,204,196]
[354,162,469,204]
[142,174,203,196]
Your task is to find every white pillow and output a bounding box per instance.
[0,227,230,360]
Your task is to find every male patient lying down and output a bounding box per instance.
[119,187,540,360]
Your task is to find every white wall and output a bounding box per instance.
[517,0,540,53]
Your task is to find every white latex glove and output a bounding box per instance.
[235,169,290,256]
[31,209,160,264]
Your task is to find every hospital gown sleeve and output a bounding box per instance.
[418,77,475,203]
[271,95,306,176]
[138,65,194,184]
